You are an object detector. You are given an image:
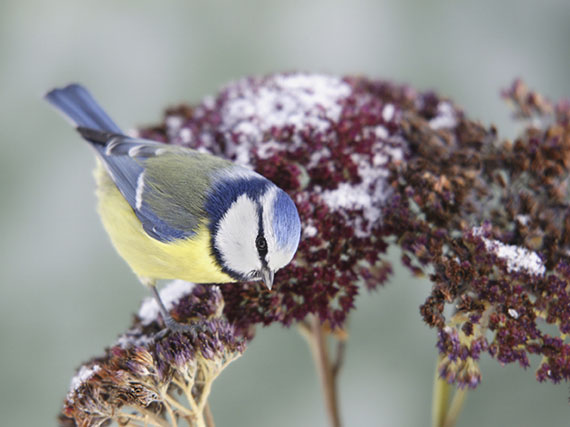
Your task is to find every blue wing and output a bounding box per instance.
[45,84,195,241]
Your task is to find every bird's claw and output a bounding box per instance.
[152,316,208,341]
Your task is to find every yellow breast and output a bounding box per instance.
[94,162,235,284]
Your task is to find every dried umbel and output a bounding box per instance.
[140,74,570,387]
[60,282,244,426]
[141,74,408,334]
[394,79,570,388]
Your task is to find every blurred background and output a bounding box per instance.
[1,0,569,425]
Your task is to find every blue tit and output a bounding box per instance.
[45,84,301,331]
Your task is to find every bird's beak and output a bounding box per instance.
[261,268,274,290]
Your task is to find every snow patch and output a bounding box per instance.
[382,103,395,122]
[515,215,530,226]
[67,364,100,402]
[166,115,183,131]
[180,128,193,143]
[429,102,457,130]
[304,225,318,238]
[220,73,351,164]
[70,365,100,392]
[138,280,195,325]
[307,147,332,168]
[508,308,520,319]
[321,143,405,237]
[256,140,287,160]
[472,227,545,276]
[374,125,389,140]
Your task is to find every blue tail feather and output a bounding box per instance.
[44,84,122,133]
[45,83,141,218]
[45,83,190,242]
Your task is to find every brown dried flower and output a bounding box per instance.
[59,282,244,426]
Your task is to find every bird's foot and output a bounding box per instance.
[165,317,199,335]
[153,316,208,340]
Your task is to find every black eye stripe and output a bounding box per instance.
[256,235,268,256]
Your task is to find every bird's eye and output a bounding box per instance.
[256,235,268,255]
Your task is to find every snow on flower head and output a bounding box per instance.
[139,73,413,330]
[472,226,545,276]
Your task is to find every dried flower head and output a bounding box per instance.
[140,73,410,333]
[391,79,570,388]
[138,74,570,390]
[59,281,244,426]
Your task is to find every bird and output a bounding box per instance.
[45,84,301,333]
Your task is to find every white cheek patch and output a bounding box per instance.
[260,187,296,271]
[215,194,261,275]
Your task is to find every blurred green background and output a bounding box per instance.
[1,0,569,425]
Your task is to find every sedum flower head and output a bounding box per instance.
[136,75,570,390]
[140,73,413,332]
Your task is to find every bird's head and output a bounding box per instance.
[209,174,301,289]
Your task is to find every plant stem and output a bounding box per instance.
[121,406,171,427]
[432,365,451,427]
[163,400,178,427]
[443,387,467,427]
[164,394,194,419]
[331,340,346,377]
[172,377,200,416]
[115,411,164,427]
[432,356,467,427]
[204,402,215,427]
[307,315,342,427]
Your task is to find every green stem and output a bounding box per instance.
[432,361,452,427]
[432,356,468,427]
[443,387,467,427]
